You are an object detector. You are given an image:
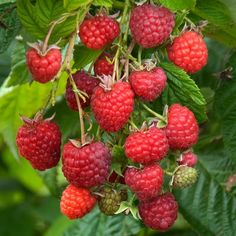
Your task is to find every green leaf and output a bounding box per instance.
[63,207,142,236]
[5,40,30,87]
[160,62,207,122]
[0,3,21,53]
[0,76,66,159]
[214,51,236,164]
[192,0,236,47]
[73,45,102,70]
[159,0,196,11]
[93,0,113,7]
[17,0,77,43]
[63,0,92,11]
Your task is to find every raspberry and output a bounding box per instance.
[94,53,114,76]
[98,187,127,215]
[130,4,175,48]
[91,81,134,132]
[165,104,199,150]
[124,127,169,164]
[16,114,61,171]
[178,151,198,167]
[168,31,208,74]
[173,166,198,188]
[62,141,111,188]
[65,71,99,111]
[138,193,178,231]
[129,67,167,101]
[79,15,120,50]
[26,48,61,83]
[60,184,96,219]
[125,164,164,201]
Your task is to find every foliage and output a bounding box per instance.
[0,0,236,236]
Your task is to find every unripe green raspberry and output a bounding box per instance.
[173,166,198,188]
[98,187,128,215]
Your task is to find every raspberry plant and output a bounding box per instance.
[0,0,236,235]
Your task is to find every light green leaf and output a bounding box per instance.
[63,0,92,11]
[159,0,196,11]
[73,44,102,69]
[0,3,21,53]
[17,0,77,43]
[160,62,207,122]
[93,0,113,7]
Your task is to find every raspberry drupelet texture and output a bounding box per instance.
[138,193,178,231]
[65,71,99,111]
[79,15,120,50]
[178,151,198,167]
[129,67,167,101]
[165,104,199,150]
[168,31,208,74]
[94,53,114,76]
[16,116,61,171]
[91,81,134,132]
[62,141,111,188]
[60,185,96,219]
[26,48,61,83]
[125,164,164,201]
[130,4,175,48]
[125,127,169,164]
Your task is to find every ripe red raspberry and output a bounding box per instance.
[138,193,178,231]
[79,15,120,50]
[125,164,164,201]
[130,4,175,48]
[178,151,198,167]
[62,141,111,188]
[168,31,208,73]
[91,81,134,132]
[124,127,169,164]
[165,104,199,150]
[16,114,61,171]
[94,53,114,76]
[26,48,61,83]
[60,184,96,219]
[65,71,99,111]
[129,67,167,101]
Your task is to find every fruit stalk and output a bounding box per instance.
[142,103,166,123]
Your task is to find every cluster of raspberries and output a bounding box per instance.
[17,3,207,232]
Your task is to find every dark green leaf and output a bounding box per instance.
[63,0,92,11]
[214,51,236,164]
[17,0,77,43]
[73,44,102,69]
[159,0,196,11]
[0,3,21,53]
[160,62,207,122]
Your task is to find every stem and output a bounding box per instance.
[113,0,125,9]
[138,46,142,64]
[42,21,57,54]
[142,104,166,122]
[128,120,138,130]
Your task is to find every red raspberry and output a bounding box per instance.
[94,53,114,76]
[79,15,120,50]
[16,114,61,171]
[60,184,96,219]
[129,67,167,101]
[125,165,164,201]
[138,193,178,231]
[26,48,61,83]
[165,104,199,150]
[62,141,111,188]
[91,81,134,132]
[130,4,175,48]
[124,127,169,164]
[168,31,208,73]
[65,71,99,111]
[178,151,198,167]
